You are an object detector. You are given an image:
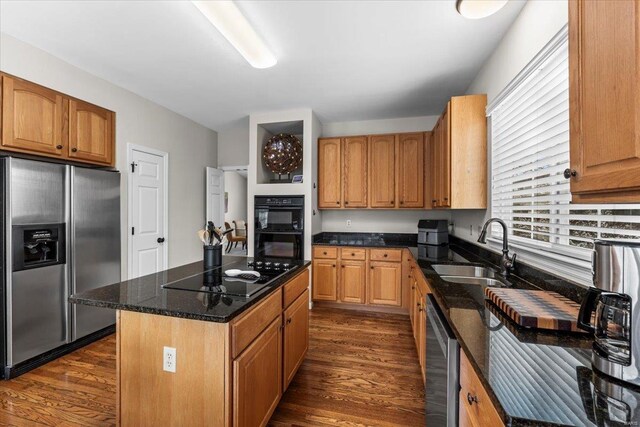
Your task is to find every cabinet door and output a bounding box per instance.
[439,104,452,208]
[419,294,427,384]
[318,138,342,208]
[68,99,114,165]
[339,260,366,304]
[368,134,396,208]
[342,136,368,208]
[1,75,65,157]
[312,260,338,301]
[397,132,425,208]
[283,289,309,390]
[430,120,440,208]
[368,261,401,306]
[233,318,282,427]
[569,0,640,202]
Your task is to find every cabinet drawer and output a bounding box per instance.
[369,248,402,262]
[340,248,366,260]
[313,246,338,259]
[283,268,309,308]
[231,288,282,358]
[459,351,504,427]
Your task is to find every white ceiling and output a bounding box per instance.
[0,0,525,131]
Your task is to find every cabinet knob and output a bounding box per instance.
[341,265,344,268]
[56,145,63,149]
[467,393,478,405]
[370,266,374,270]
[71,147,78,152]
[332,264,336,268]
[336,201,340,204]
[286,318,292,325]
[400,201,404,205]
[443,197,448,201]
[323,251,327,255]
[345,201,349,205]
[564,168,577,179]
[390,201,394,204]
[384,253,388,257]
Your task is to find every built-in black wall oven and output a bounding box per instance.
[254,196,304,260]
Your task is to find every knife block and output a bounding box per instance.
[204,245,222,269]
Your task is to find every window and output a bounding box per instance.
[489,27,640,285]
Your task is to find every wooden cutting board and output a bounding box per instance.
[484,287,587,333]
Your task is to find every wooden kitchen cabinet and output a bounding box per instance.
[397,132,425,208]
[318,138,342,208]
[340,260,366,304]
[369,134,396,208]
[233,317,282,427]
[68,99,114,165]
[342,136,368,208]
[1,72,116,167]
[568,0,640,202]
[368,261,402,306]
[459,351,504,427]
[283,289,309,390]
[312,259,338,301]
[1,74,65,157]
[431,95,486,209]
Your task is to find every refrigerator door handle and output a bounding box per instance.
[68,165,75,343]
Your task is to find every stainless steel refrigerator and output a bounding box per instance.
[1,157,120,376]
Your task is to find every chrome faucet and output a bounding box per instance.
[477,218,516,277]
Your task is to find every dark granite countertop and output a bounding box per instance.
[313,233,640,426]
[313,232,417,248]
[69,256,311,323]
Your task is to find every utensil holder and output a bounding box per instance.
[204,245,222,269]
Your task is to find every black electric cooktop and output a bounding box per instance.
[162,258,301,297]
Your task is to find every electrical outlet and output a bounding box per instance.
[346,220,352,227]
[163,346,176,373]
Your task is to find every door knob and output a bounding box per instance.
[157,237,165,243]
[564,168,577,179]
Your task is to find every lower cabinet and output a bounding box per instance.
[459,351,504,427]
[340,260,366,303]
[233,318,282,427]
[368,261,402,306]
[283,289,310,390]
[312,259,338,301]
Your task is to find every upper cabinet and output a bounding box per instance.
[318,138,342,208]
[397,132,425,208]
[0,73,116,167]
[369,134,396,208]
[568,0,640,202]
[431,94,487,209]
[342,136,368,208]
[68,99,115,165]
[1,75,65,157]
[318,132,427,210]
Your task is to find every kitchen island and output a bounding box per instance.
[70,256,311,427]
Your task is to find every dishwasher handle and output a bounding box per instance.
[426,294,455,358]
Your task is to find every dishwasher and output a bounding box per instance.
[425,294,459,426]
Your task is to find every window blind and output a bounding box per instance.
[489,34,640,281]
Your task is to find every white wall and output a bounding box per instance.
[218,116,250,167]
[0,33,219,277]
[223,171,248,226]
[320,115,444,233]
[451,0,568,244]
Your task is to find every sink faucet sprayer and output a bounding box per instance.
[477,218,516,277]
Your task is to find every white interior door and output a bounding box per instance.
[206,167,225,229]
[129,146,168,278]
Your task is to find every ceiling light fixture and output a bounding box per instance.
[456,0,508,19]
[192,1,277,69]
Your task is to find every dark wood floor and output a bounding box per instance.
[0,308,424,427]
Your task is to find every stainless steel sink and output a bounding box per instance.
[439,276,505,287]
[431,264,496,278]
